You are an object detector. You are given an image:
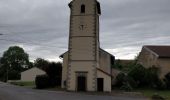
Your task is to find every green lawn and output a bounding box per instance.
[135,89,170,100]
[10,81,35,87]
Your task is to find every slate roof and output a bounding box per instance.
[144,45,170,58]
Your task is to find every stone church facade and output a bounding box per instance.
[60,0,114,92]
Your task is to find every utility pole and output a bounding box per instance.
[6,65,8,82]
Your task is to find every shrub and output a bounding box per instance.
[164,72,170,89]
[151,93,165,100]
[154,79,166,90]
[128,65,161,89]
[45,62,62,87]
[120,82,133,91]
[115,63,163,90]
[115,72,126,87]
[114,60,123,70]
[35,75,50,89]
[146,67,163,89]
[115,72,137,90]
[124,75,137,88]
[8,70,21,80]
[128,64,147,87]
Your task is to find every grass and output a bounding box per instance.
[135,88,170,99]
[10,81,35,87]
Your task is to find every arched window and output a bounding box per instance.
[81,4,85,13]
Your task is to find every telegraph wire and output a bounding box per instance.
[0,38,102,53]
[0,38,95,51]
[0,38,66,53]
[0,32,93,52]
[0,38,60,48]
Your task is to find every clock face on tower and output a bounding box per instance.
[79,17,87,31]
[79,24,86,30]
[72,15,96,36]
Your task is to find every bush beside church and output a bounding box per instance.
[113,61,170,91]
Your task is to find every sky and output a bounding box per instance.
[0,0,170,62]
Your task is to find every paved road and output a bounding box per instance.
[0,82,147,100]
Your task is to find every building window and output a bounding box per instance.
[81,4,85,13]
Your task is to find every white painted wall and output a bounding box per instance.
[21,67,45,81]
[97,70,111,92]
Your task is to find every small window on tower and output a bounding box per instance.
[81,4,85,13]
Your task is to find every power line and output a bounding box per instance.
[0,38,67,54]
[0,38,94,51]
[0,38,61,48]
[0,38,102,53]
[0,31,68,47]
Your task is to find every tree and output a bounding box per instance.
[128,64,147,87]
[45,62,62,86]
[35,61,62,88]
[0,46,30,82]
[164,72,170,89]
[128,64,162,89]
[34,58,49,71]
[114,59,123,70]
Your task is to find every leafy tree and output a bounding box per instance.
[145,66,160,87]
[0,46,30,82]
[34,58,62,86]
[45,62,62,86]
[34,58,49,71]
[164,72,170,89]
[46,62,62,77]
[35,75,50,89]
[115,72,126,87]
[114,59,123,69]
[128,64,147,87]
[128,64,162,89]
[35,61,62,88]
[28,62,34,69]
[115,72,137,90]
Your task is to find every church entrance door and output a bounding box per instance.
[77,76,86,91]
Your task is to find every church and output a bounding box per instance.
[60,0,114,92]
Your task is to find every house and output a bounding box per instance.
[59,0,115,92]
[21,67,46,81]
[138,45,170,78]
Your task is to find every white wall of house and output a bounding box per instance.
[21,67,46,81]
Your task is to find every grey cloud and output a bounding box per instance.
[0,0,170,61]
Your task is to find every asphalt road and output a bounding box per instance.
[0,82,148,100]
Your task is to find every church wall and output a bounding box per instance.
[70,37,95,60]
[61,52,68,88]
[71,0,96,15]
[99,50,111,74]
[97,70,111,92]
[68,61,96,91]
[71,16,95,36]
[62,0,112,92]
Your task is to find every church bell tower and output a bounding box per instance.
[67,0,101,91]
